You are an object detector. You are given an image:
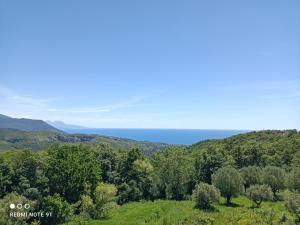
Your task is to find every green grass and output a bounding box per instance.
[66,196,294,225]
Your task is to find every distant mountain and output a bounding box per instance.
[46,120,87,131]
[0,114,62,133]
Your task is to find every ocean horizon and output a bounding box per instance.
[64,128,250,145]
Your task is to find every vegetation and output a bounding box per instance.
[0,128,169,155]
[212,167,243,205]
[0,129,299,224]
[193,183,220,209]
[246,185,273,207]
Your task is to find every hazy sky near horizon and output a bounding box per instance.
[0,0,299,130]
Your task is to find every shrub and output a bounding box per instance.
[212,167,243,205]
[40,194,74,225]
[262,166,286,199]
[80,183,117,219]
[79,195,95,219]
[93,182,117,218]
[193,183,220,209]
[284,191,300,223]
[246,185,273,207]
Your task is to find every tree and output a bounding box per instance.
[287,167,300,193]
[246,185,273,207]
[92,143,121,184]
[194,148,230,184]
[262,166,286,199]
[212,167,243,205]
[0,192,35,225]
[46,145,101,203]
[153,148,194,200]
[40,194,74,225]
[193,183,220,209]
[240,166,262,190]
[0,157,12,197]
[10,150,48,199]
[284,191,300,223]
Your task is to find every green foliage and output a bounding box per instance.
[284,192,300,223]
[262,166,286,198]
[287,167,300,193]
[0,192,35,225]
[240,166,262,190]
[40,193,74,225]
[46,145,101,203]
[93,183,117,218]
[194,147,232,184]
[212,167,243,205]
[92,143,121,184]
[246,185,273,207]
[152,148,195,200]
[190,130,300,169]
[10,150,48,199]
[0,156,12,197]
[79,182,117,219]
[193,183,220,209]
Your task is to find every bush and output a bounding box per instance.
[262,166,286,199]
[212,167,243,205]
[284,191,300,223]
[93,182,117,218]
[40,194,74,225]
[246,185,273,207]
[193,183,220,209]
[79,195,95,219]
[80,183,117,219]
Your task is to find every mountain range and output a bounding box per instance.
[0,114,62,133]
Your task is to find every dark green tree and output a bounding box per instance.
[46,145,101,203]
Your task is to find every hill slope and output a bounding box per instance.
[0,114,62,133]
[0,128,169,154]
[189,129,300,168]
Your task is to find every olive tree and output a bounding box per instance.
[262,166,286,199]
[193,183,220,209]
[240,166,262,190]
[212,167,243,205]
[246,185,273,207]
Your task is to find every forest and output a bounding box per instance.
[0,129,300,225]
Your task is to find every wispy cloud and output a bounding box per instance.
[0,85,146,125]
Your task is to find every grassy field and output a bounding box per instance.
[66,196,294,225]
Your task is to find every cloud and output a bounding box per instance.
[0,85,146,124]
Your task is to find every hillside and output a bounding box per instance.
[0,128,169,154]
[189,129,300,168]
[0,114,62,133]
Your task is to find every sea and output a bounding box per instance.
[65,128,249,145]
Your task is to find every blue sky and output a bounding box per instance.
[0,0,299,130]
